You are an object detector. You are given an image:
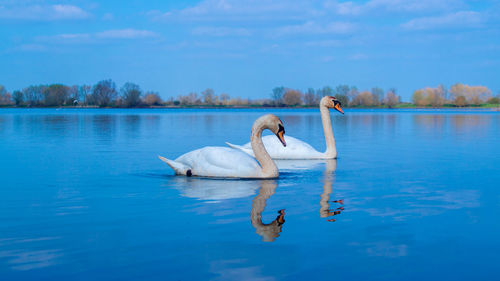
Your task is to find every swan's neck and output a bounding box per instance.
[251,121,278,178]
[320,104,337,158]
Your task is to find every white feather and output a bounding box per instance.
[226,135,326,159]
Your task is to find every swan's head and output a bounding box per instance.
[255,114,286,147]
[272,117,287,147]
[321,96,344,114]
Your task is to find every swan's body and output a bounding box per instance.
[226,96,343,160]
[159,114,286,179]
[159,147,264,178]
[227,135,325,159]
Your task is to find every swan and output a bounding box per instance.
[226,96,344,159]
[158,114,286,178]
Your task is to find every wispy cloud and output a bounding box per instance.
[276,21,355,36]
[364,0,465,13]
[36,29,158,44]
[149,0,467,24]
[191,26,252,37]
[95,29,158,39]
[0,4,90,21]
[402,11,483,30]
[147,0,318,22]
[348,53,368,60]
[324,0,465,15]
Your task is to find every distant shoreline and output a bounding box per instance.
[1,105,499,110]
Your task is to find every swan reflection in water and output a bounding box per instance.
[250,180,285,242]
[169,177,286,242]
[319,159,344,222]
[168,159,343,242]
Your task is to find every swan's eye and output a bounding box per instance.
[333,100,341,106]
[278,124,285,134]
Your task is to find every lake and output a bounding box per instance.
[0,108,499,280]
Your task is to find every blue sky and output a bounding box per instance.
[1,0,499,100]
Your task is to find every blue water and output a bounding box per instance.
[0,108,499,280]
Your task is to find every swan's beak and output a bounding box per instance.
[334,104,344,114]
[276,131,286,147]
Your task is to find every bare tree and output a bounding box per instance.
[0,85,13,105]
[143,92,162,106]
[412,90,426,106]
[13,90,23,106]
[91,79,117,107]
[384,89,399,108]
[271,87,285,106]
[348,86,359,106]
[283,89,303,106]
[68,85,79,105]
[201,88,215,105]
[43,84,70,106]
[304,88,317,106]
[351,91,374,106]
[219,93,230,105]
[78,85,92,105]
[23,85,46,106]
[450,83,491,106]
[121,82,142,107]
[371,87,384,106]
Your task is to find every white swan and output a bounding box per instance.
[158,114,286,178]
[226,96,344,159]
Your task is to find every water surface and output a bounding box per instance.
[0,108,499,280]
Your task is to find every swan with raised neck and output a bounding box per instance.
[226,96,344,159]
[159,114,286,178]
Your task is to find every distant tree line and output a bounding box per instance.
[412,84,499,107]
[0,81,498,108]
[0,80,163,107]
[268,85,401,108]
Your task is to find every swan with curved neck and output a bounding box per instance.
[226,96,344,159]
[159,114,286,178]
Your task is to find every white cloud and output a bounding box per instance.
[276,21,355,36]
[36,29,158,44]
[96,29,158,39]
[323,1,363,15]
[365,0,465,13]
[305,39,343,47]
[148,0,318,22]
[102,13,114,21]
[323,0,466,16]
[151,0,467,23]
[0,4,90,21]
[348,53,368,60]
[192,26,252,36]
[402,11,483,30]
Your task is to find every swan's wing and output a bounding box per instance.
[261,135,324,159]
[225,142,254,156]
[176,146,262,178]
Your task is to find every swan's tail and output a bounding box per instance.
[225,142,246,151]
[158,156,192,176]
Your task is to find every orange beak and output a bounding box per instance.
[277,130,286,147]
[334,103,344,114]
